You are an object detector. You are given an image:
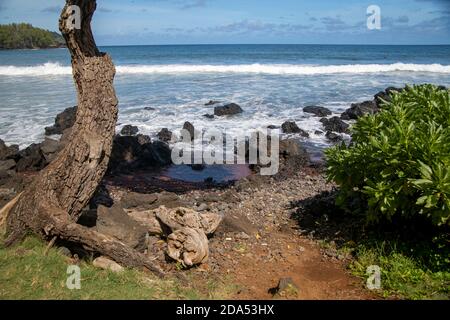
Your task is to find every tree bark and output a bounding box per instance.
[3,0,164,277]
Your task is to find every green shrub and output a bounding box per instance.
[326,84,450,227]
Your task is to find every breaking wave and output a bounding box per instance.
[1,62,450,76]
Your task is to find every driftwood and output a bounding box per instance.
[167,227,209,267]
[155,207,223,235]
[2,0,164,277]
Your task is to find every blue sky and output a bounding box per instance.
[0,0,449,45]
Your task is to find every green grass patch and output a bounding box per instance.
[0,236,234,300]
[346,240,450,300]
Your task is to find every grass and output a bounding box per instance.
[0,236,235,300]
[345,240,450,300]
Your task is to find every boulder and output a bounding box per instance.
[0,159,16,172]
[341,101,378,120]
[303,106,332,117]
[183,121,195,140]
[93,256,124,273]
[45,106,77,135]
[320,117,349,133]
[0,139,19,161]
[157,128,172,142]
[203,114,214,119]
[214,103,243,116]
[120,125,139,136]
[325,131,343,143]
[96,203,147,250]
[281,121,309,137]
[16,143,46,172]
[108,135,172,173]
[40,138,62,163]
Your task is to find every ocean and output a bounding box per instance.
[1,44,450,149]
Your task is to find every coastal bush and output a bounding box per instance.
[326,84,450,227]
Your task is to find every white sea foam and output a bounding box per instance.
[1,62,450,76]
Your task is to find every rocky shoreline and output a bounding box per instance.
[0,85,446,298]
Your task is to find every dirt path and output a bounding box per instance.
[169,168,376,300]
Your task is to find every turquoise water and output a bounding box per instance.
[1,45,450,148]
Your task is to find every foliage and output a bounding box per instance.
[326,84,450,227]
[0,23,64,49]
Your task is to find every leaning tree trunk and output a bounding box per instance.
[3,0,163,277]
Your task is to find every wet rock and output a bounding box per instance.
[205,100,221,106]
[144,107,156,111]
[315,130,324,135]
[341,101,378,120]
[108,135,172,173]
[45,106,77,136]
[320,117,349,133]
[281,121,309,137]
[203,114,215,119]
[214,103,243,116]
[267,125,279,129]
[120,125,139,136]
[183,121,195,140]
[303,106,332,117]
[157,128,173,142]
[0,139,19,161]
[325,131,343,143]
[93,256,124,273]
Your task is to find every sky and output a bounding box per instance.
[0,0,449,45]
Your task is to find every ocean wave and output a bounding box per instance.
[1,62,450,76]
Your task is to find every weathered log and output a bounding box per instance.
[167,227,209,267]
[155,206,223,235]
[2,0,164,276]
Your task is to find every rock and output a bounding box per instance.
[214,103,243,116]
[157,128,172,142]
[16,144,46,172]
[120,125,139,136]
[281,121,309,137]
[205,100,221,106]
[203,114,214,119]
[108,135,172,173]
[219,211,257,236]
[93,256,124,273]
[0,159,16,171]
[341,101,378,120]
[315,130,324,135]
[190,164,205,171]
[236,232,250,240]
[40,138,62,163]
[57,246,72,257]
[183,121,196,140]
[0,139,19,161]
[267,125,279,129]
[144,107,156,111]
[167,227,209,267]
[303,106,332,117]
[121,192,159,209]
[96,203,148,250]
[196,203,209,212]
[45,106,77,135]
[325,131,343,143]
[127,210,164,235]
[279,139,307,158]
[320,117,349,133]
[270,277,299,297]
